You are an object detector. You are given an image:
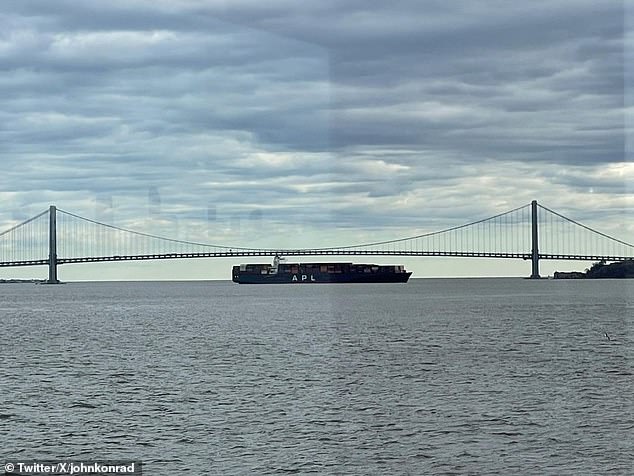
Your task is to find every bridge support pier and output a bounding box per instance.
[530,200,540,279]
[47,205,60,284]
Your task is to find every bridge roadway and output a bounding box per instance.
[0,251,632,268]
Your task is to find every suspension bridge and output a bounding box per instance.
[0,200,631,283]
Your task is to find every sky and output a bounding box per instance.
[0,0,632,280]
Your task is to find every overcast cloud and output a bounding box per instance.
[0,0,631,254]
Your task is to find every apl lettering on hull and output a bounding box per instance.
[292,274,316,282]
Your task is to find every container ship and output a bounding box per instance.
[232,256,412,284]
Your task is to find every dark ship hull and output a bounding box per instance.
[232,261,411,284]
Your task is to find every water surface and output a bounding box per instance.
[2,279,632,474]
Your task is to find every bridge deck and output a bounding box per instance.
[1,252,632,268]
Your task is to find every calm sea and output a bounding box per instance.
[1,279,633,475]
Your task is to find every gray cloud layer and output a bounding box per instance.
[0,0,631,247]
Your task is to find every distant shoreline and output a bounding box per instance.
[2,271,631,283]
[0,278,48,284]
[554,260,634,279]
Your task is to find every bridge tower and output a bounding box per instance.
[47,205,59,284]
[530,199,540,279]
